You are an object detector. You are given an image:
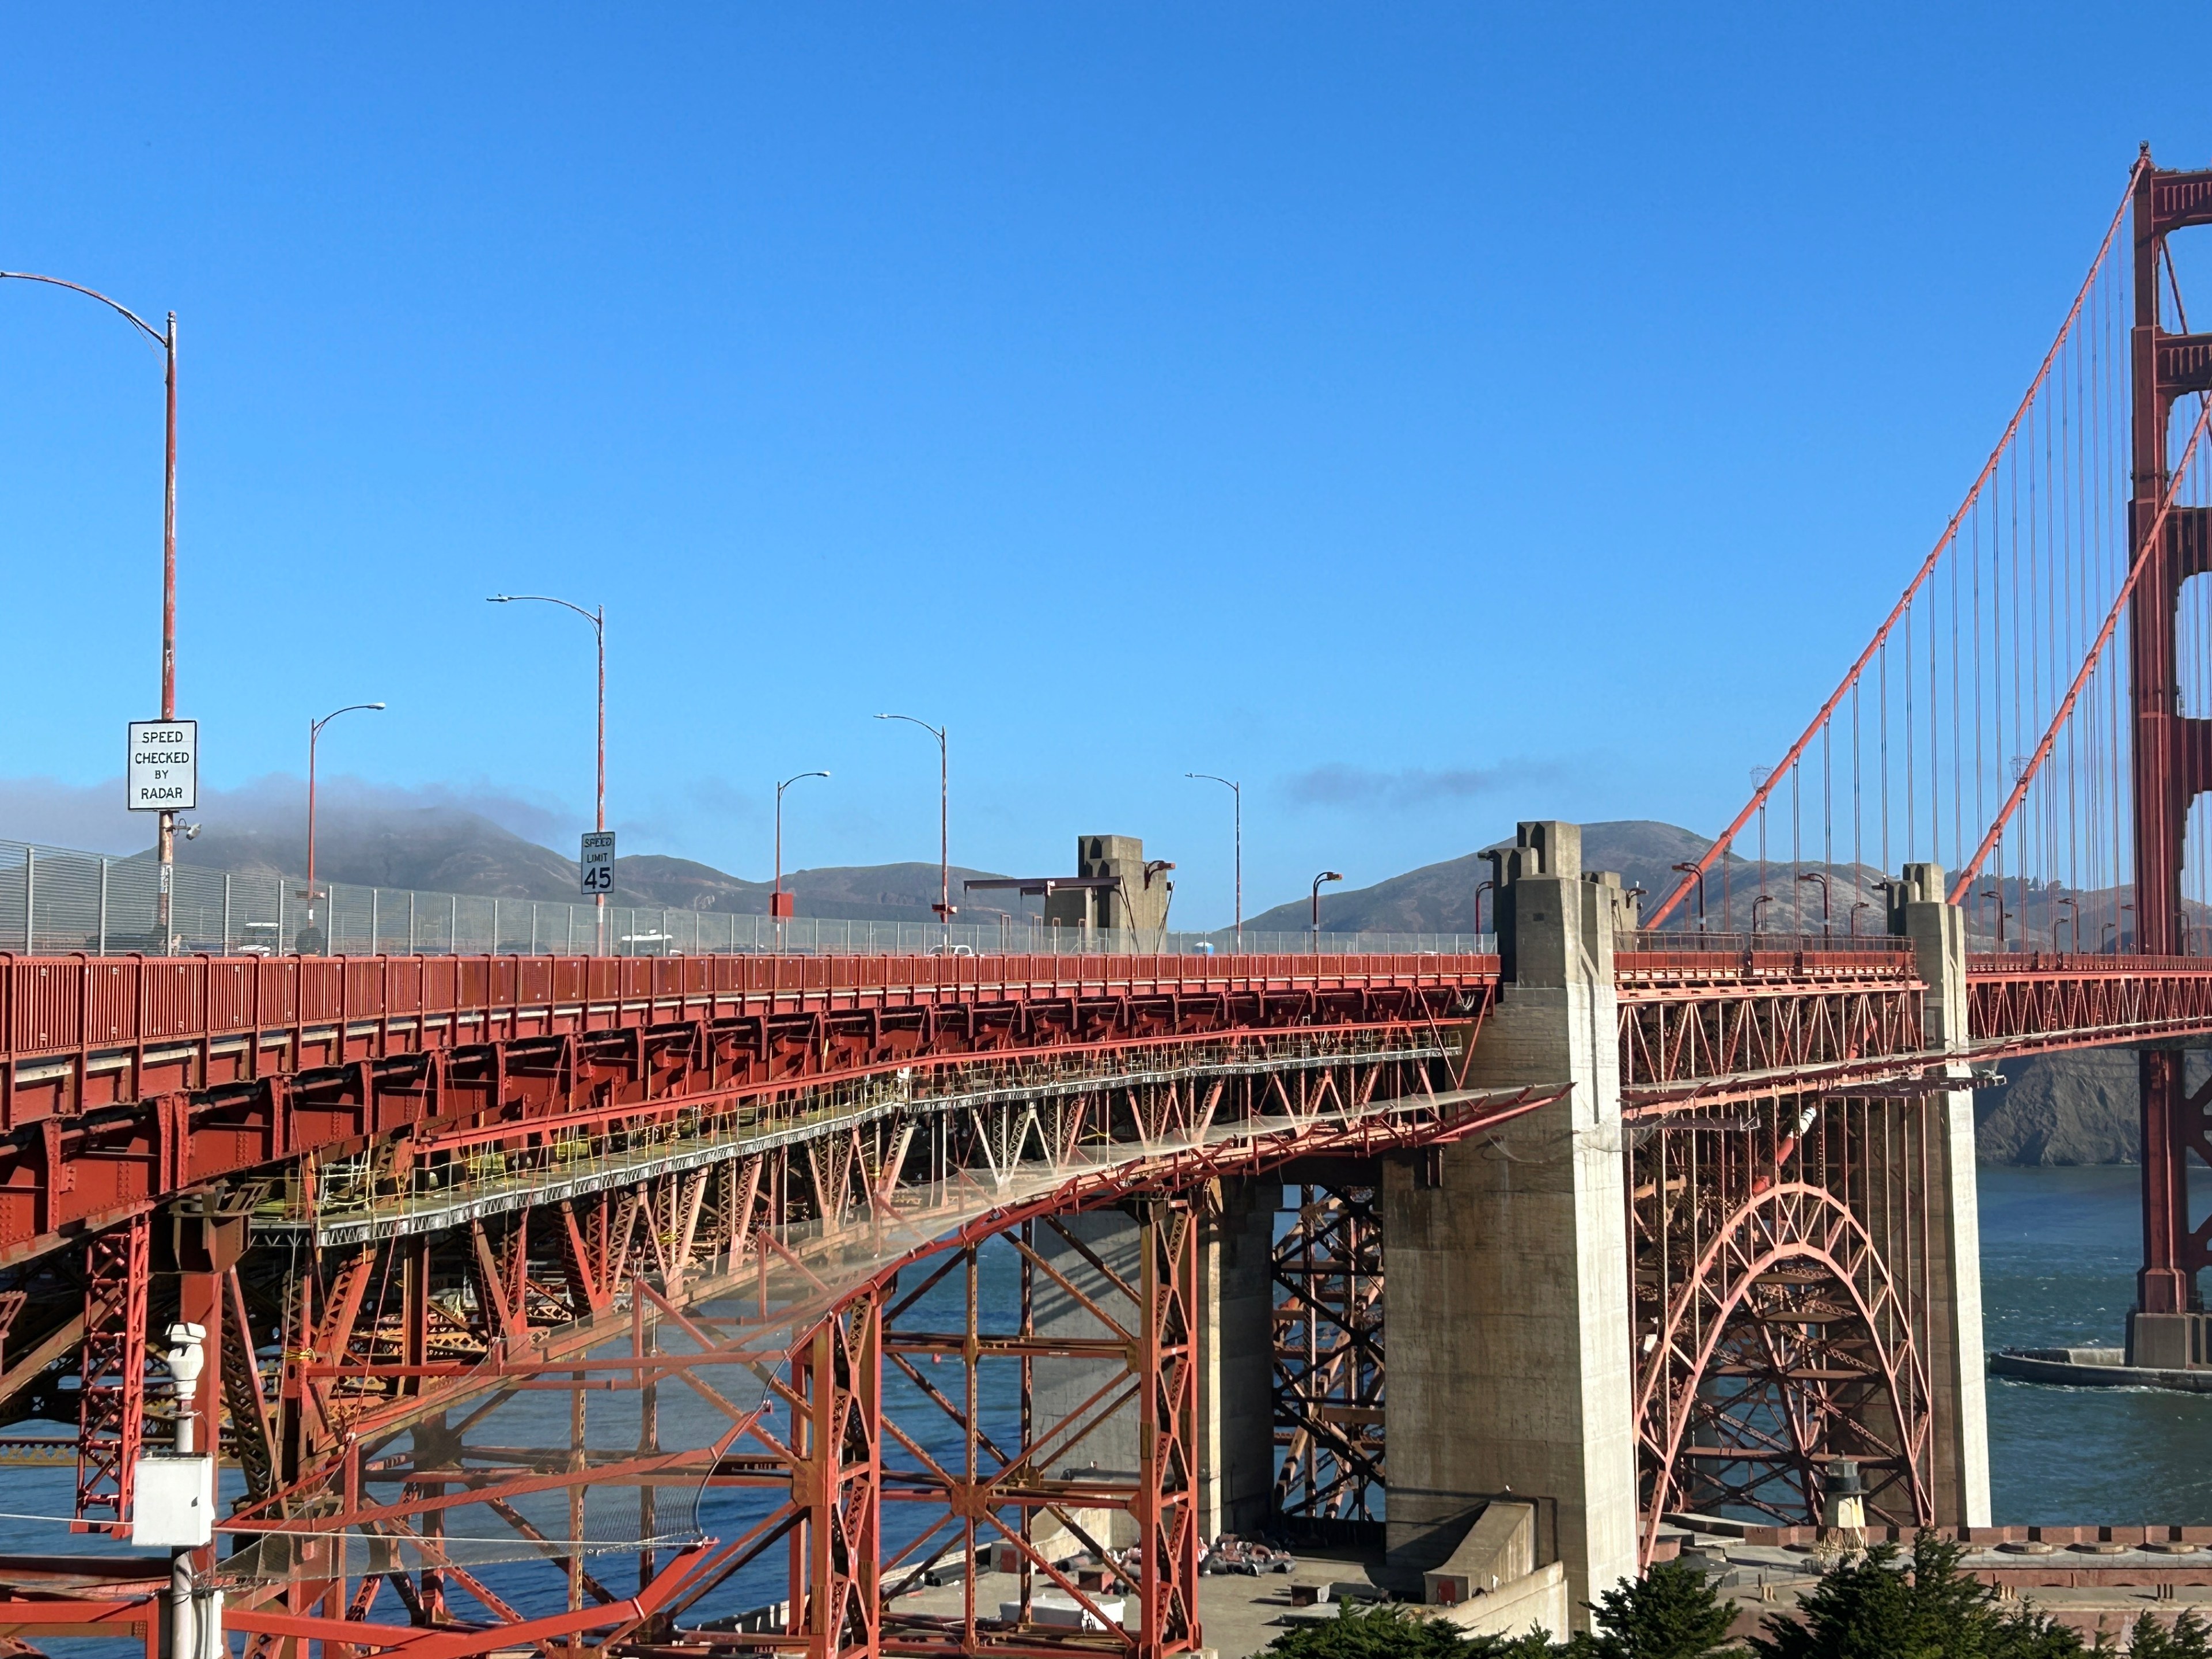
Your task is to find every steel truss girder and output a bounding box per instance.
[1628,1096,1936,1563]
[0,950,1492,1267]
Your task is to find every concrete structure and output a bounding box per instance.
[1381,821,1639,1627]
[1041,836,1175,946]
[1888,862,1993,1528]
[1196,1178,1277,1540]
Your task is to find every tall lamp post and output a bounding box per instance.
[1185,774,1241,952]
[774,770,830,950]
[304,702,385,953]
[1,272,179,945]
[1796,870,1831,937]
[876,714,952,938]
[490,594,605,948]
[1311,870,1344,953]
[1671,861,1708,934]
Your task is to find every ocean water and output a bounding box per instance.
[1982,1163,2212,1523]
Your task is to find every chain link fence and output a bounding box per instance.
[0,838,1490,959]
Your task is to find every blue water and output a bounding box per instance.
[1981,1164,2212,1524]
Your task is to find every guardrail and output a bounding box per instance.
[0,838,1491,960]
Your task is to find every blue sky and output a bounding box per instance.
[5,5,2210,924]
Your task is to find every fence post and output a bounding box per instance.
[449,895,457,953]
[277,882,285,955]
[371,889,380,953]
[493,897,500,955]
[99,858,110,956]
[408,892,416,954]
[221,873,229,954]
[530,903,538,956]
[23,847,32,953]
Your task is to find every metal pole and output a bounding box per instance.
[0,278,179,950]
[23,848,32,953]
[407,891,416,954]
[157,314,177,955]
[221,873,229,954]
[596,604,605,955]
[306,717,319,949]
[940,729,949,944]
[100,858,110,955]
[370,888,379,953]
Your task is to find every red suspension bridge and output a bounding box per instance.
[3,147,2212,1655]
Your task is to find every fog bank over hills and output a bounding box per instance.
[0,772,1038,921]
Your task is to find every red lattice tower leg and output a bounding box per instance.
[793,1290,881,1659]
[75,1214,151,1532]
[1136,1199,1201,1659]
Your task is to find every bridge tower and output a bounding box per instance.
[2128,150,2212,1335]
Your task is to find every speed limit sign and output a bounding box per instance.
[580,832,616,895]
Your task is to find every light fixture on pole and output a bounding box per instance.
[303,702,385,955]
[489,594,605,948]
[1311,870,1344,952]
[2,272,179,948]
[1185,774,1242,953]
[774,771,830,948]
[1671,861,1709,934]
[1796,870,1831,936]
[876,714,952,937]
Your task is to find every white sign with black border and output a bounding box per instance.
[126,720,198,812]
[581,831,616,895]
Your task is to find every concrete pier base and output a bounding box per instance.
[1892,863,1993,1529]
[1197,1179,1278,1540]
[1382,822,1638,1627]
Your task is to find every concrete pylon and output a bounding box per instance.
[1887,862,1992,1528]
[1381,821,1638,1626]
[1196,1179,1276,1539]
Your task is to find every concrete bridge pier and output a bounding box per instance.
[1890,862,1993,1528]
[1380,821,1638,1626]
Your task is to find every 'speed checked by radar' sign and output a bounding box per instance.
[127,721,198,812]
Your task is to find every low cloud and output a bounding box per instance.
[1281,761,1560,810]
[0,773,570,855]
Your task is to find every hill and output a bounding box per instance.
[1238,821,1751,935]
[157,795,1038,923]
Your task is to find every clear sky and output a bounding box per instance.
[5,4,2211,924]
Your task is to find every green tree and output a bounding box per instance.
[2127,1610,2212,1659]
[1573,1560,1736,1659]
[1260,1600,1560,1659]
[1747,1532,2086,1659]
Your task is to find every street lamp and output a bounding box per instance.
[1312,871,1344,953]
[774,771,830,949]
[876,714,952,937]
[2,272,179,946]
[1185,774,1241,952]
[488,594,605,946]
[2054,894,2080,955]
[1475,878,1495,942]
[1751,892,1775,934]
[1979,887,2011,950]
[1848,900,1872,937]
[1796,871,1831,937]
[1671,862,1709,934]
[303,703,384,953]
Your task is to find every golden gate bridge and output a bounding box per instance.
[2,146,2212,1656]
